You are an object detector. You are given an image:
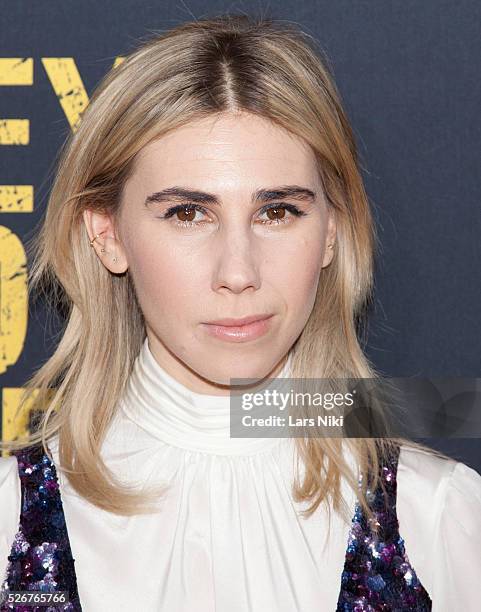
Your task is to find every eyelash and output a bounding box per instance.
[159,202,308,228]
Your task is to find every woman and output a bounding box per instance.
[0,14,480,612]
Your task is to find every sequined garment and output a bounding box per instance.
[0,442,431,611]
[336,443,432,610]
[0,443,82,611]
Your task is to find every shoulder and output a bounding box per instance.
[397,442,481,509]
[397,443,481,529]
[396,444,458,559]
[396,443,481,599]
[0,455,21,581]
[397,443,460,500]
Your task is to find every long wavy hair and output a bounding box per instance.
[2,14,452,530]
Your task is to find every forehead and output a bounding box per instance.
[131,112,320,189]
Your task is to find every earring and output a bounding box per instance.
[88,233,117,261]
[89,234,101,247]
[328,244,334,249]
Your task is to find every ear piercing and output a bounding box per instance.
[89,234,101,247]
[89,232,117,263]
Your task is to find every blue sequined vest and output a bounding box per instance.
[0,442,432,611]
[0,444,81,611]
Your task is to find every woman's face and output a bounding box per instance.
[84,111,336,393]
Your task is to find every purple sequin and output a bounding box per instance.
[0,441,431,611]
[0,444,82,611]
[336,443,432,610]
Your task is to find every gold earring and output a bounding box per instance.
[89,234,101,247]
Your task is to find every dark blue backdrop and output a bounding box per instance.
[1,1,479,470]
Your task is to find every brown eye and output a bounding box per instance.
[258,203,305,226]
[177,206,197,222]
[161,203,210,227]
[265,206,286,221]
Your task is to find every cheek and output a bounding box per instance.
[263,233,323,310]
[126,238,203,322]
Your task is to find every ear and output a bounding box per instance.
[321,208,337,268]
[83,209,129,274]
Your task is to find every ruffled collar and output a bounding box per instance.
[120,337,293,455]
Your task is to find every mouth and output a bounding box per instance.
[204,313,273,327]
[200,313,274,343]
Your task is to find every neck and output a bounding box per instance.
[119,336,293,455]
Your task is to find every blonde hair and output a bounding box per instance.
[3,14,452,528]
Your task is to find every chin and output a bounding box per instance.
[206,363,274,387]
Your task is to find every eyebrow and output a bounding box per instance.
[143,185,317,207]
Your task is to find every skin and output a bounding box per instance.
[83,111,336,394]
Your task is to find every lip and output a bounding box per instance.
[204,313,273,327]
[201,314,274,343]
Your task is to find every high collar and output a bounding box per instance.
[119,337,293,455]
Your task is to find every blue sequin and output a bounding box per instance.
[336,443,432,610]
[0,441,430,611]
[0,444,81,611]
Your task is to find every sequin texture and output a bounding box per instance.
[336,443,432,610]
[0,443,82,611]
[0,441,431,611]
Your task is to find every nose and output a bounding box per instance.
[211,229,261,294]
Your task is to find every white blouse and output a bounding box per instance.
[1,337,481,611]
